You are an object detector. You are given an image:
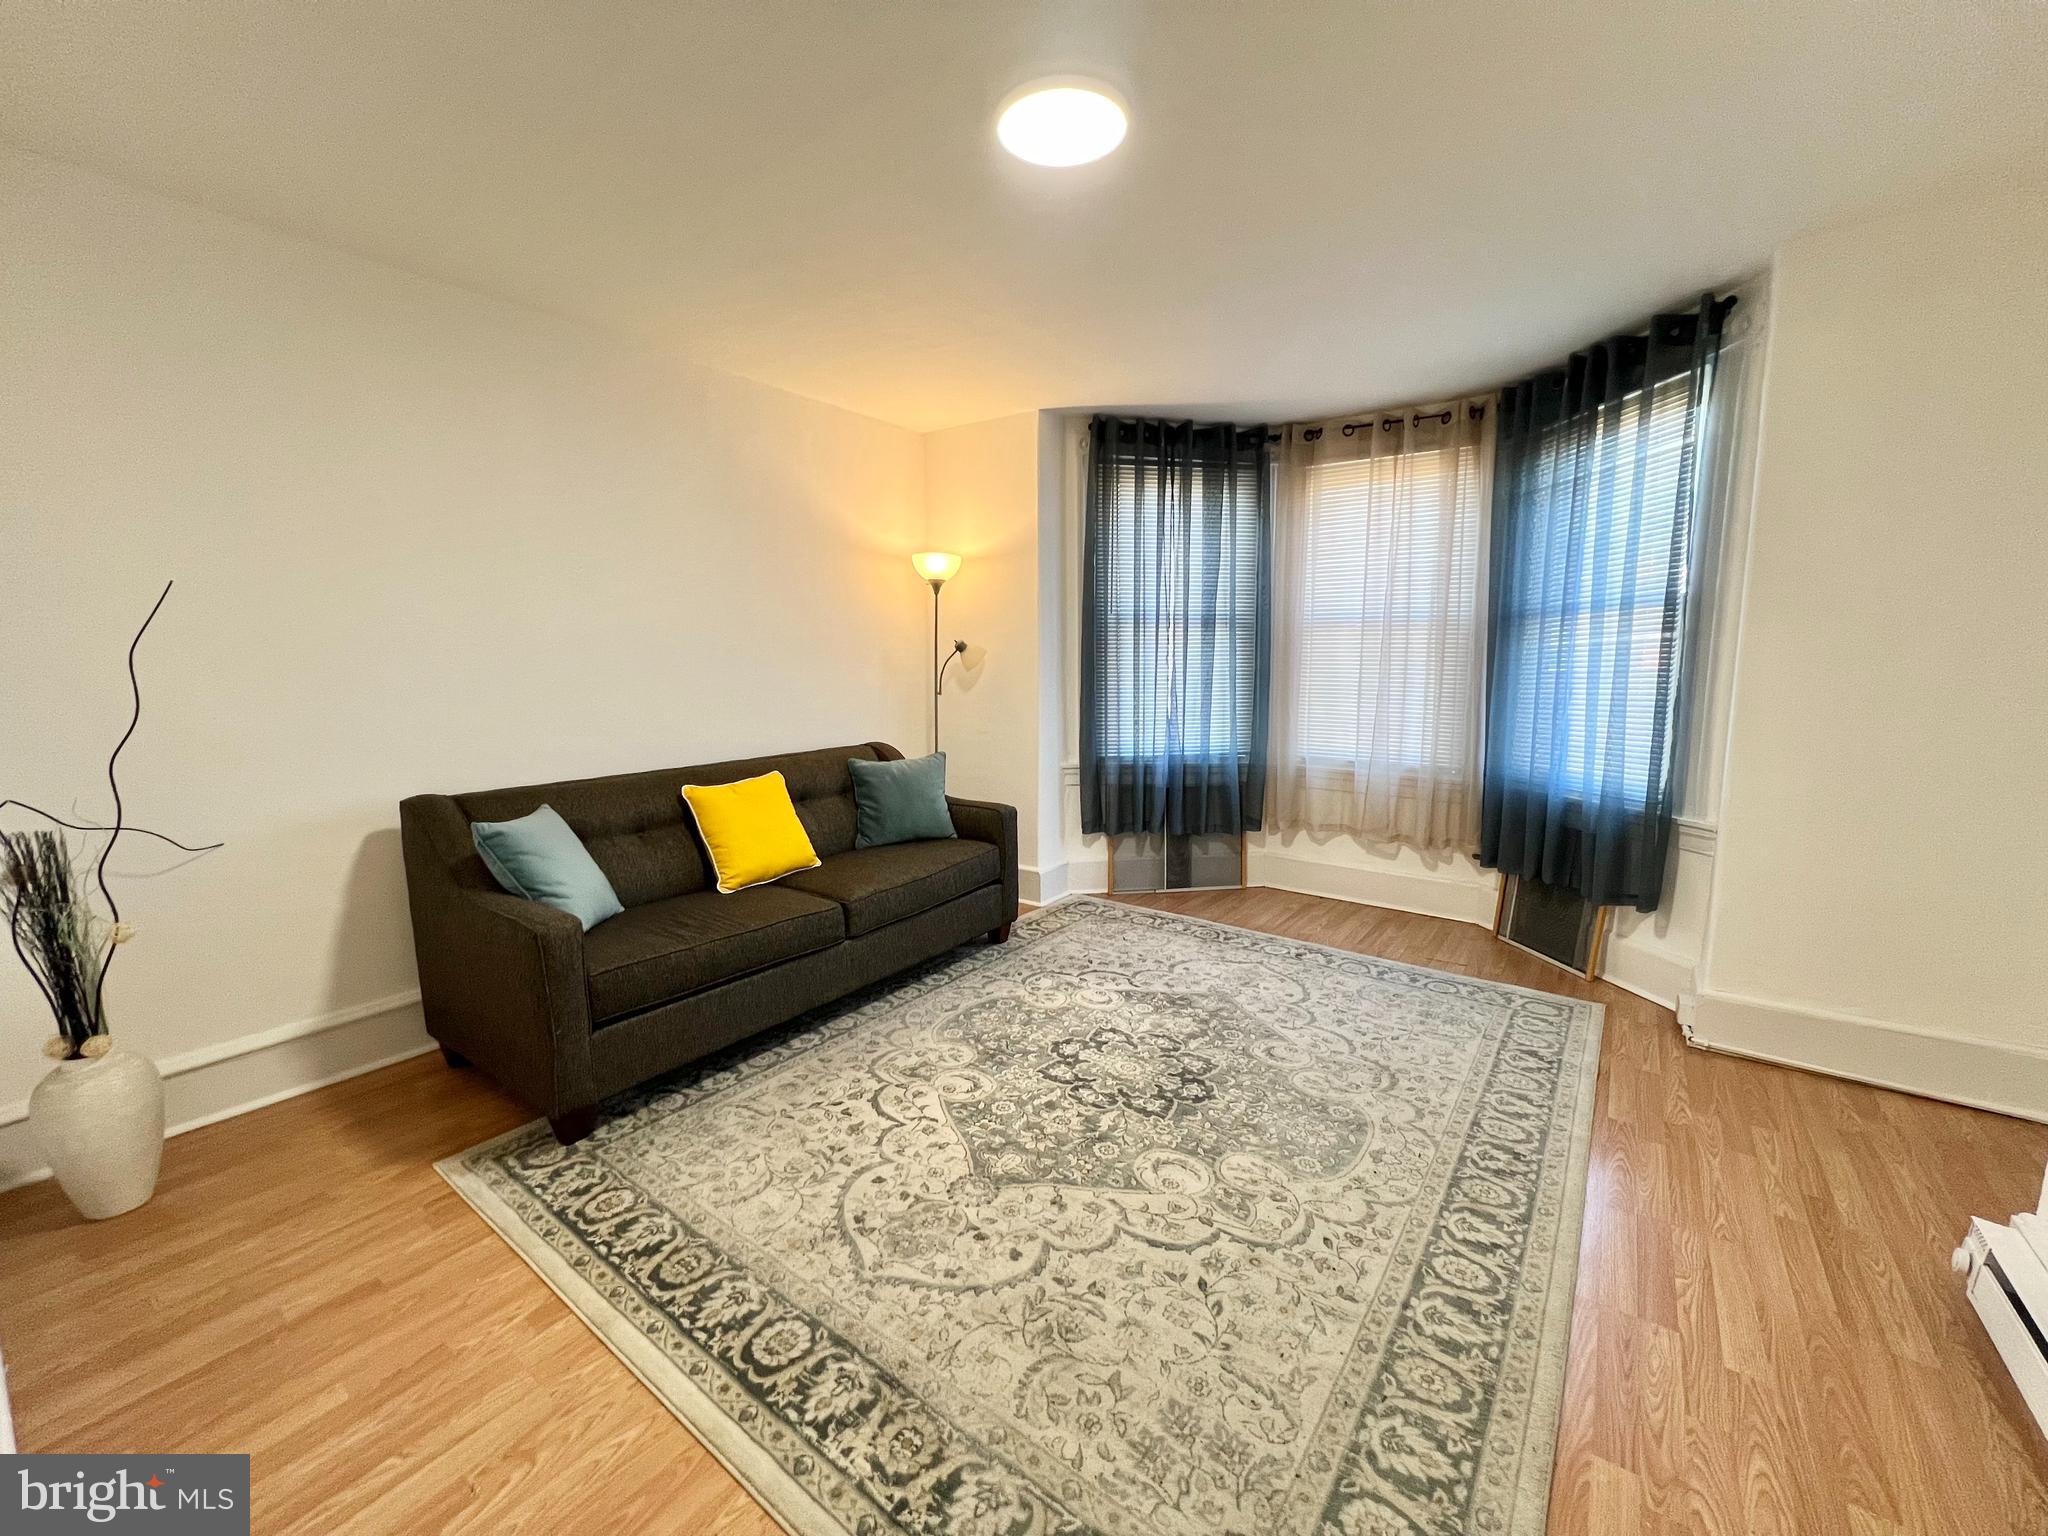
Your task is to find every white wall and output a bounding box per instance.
[0,150,928,1184]
[1690,166,2048,1119]
[921,412,1067,898]
[1034,414,1070,882]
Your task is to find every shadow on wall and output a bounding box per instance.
[1258,826,1487,881]
[1604,826,1700,949]
[323,824,418,1016]
[295,822,453,1158]
[951,645,990,693]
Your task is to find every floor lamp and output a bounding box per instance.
[910,552,966,753]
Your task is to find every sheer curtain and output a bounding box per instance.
[1079,416,1272,837]
[1268,399,1494,848]
[1672,277,1767,822]
[1479,294,1732,911]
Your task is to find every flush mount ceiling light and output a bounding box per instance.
[996,80,1128,167]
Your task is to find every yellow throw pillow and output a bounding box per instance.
[680,771,822,894]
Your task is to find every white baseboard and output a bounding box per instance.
[0,991,433,1192]
[1597,933,1696,1012]
[1020,863,1069,906]
[1687,988,2048,1124]
[1252,851,1498,927]
[1062,857,1107,896]
[1256,851,1702,1013]
[1071,845,1694,1014]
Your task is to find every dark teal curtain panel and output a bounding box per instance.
[1080,415,1272,836]
[1479,295,1732,912]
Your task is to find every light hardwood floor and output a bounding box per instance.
[1,889,2043,1533]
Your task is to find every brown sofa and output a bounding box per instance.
[399,742,1017,1143]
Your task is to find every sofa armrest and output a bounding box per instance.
[400,797,596,1117]
[947,796,1019,922]
[423,890,596,1118]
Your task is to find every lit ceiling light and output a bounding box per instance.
[996,81,1128,167]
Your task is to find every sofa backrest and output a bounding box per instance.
[449,742,903,906]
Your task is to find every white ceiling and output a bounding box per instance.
[5,1,2046,432]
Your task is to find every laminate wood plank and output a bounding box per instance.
[1,888,2042,1534]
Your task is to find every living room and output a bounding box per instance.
[3,4,2045,1533]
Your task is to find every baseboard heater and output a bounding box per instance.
[1955,1211,2048,1438]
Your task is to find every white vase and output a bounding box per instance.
[28,1045,165,1220]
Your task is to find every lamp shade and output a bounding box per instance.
[911,551,963,585]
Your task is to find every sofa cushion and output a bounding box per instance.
[583,886,844,1023]
[452,743,899,907]
[850,751,956,847]
[783,839,1000,938]
[469,804,624,931]
[680,771,822,893]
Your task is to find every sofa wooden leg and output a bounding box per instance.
[990,923,1012,944]
[549,1106,599,1145]
[439,1045,470,1070]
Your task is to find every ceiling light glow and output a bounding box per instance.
[997,82,1127,167]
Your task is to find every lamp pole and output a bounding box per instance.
[930,577,943,752]
[911,553,965,754]
[930,582,966,754]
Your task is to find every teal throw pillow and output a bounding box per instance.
[850,752,956,848]
[470,804,623,930]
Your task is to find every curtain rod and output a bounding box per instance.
[1266,401,1487,443]
[1265,293,1735,443]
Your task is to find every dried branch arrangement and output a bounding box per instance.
[2,581,222,1061]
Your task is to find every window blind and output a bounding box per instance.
[1479,293,1731,913]
[1095,460,1264,761]
[1268,399,1493,849]
[1296,442,1482,771]
[1495,372,1696,804]
[1079,416,1272,838]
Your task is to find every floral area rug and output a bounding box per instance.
[440,896,1602,1536]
